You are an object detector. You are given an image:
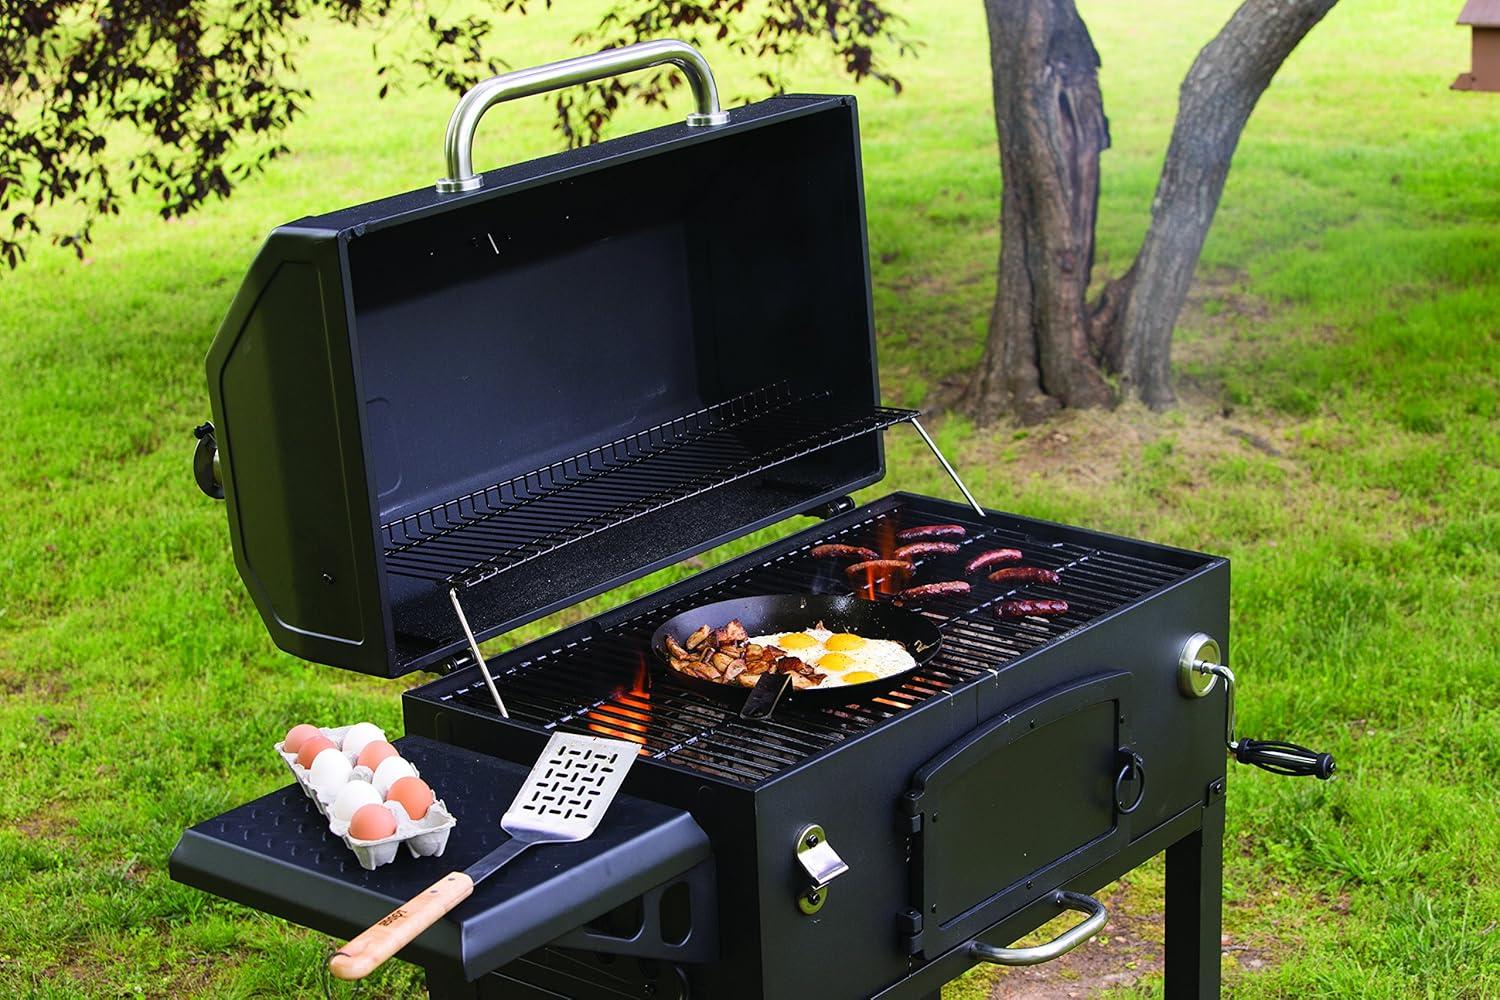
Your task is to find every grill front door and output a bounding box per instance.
[904,671,1138,957]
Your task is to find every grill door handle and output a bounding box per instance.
[968,891,1107,967]
[436,39,729,194]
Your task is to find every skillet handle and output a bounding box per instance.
[436,39,729,193]
[740,671,793,720]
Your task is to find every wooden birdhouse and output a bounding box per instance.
[1454,0,1500,91]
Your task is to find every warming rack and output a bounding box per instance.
[381,383,916,588]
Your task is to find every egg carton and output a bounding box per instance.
[275,725,457,870]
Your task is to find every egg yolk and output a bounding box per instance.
[778,632,820,649]
[843,670,879,684]
[818,652,856,671]
[824,633,867,651]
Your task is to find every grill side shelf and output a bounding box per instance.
[380,383,915,588]
[168,737,714,980]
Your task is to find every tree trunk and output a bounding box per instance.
[967,0,1338,422]
[969,0,1112,425]
[1111,0,1338,409]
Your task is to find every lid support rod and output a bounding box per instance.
[448,588,510,718]
[908,418,985,519]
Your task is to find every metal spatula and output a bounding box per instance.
[329,732,639,980]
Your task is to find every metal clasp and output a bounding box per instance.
[794,824,848,915]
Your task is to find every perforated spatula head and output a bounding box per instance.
[330,732,641,982]
[501,731,639,844]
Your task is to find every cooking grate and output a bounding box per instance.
[381,383,914,587]
[431,497,1201,786]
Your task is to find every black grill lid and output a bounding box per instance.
[205,89,905,676]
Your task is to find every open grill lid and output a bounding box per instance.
[200,42,917,677]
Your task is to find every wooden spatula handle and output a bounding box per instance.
[328,871,474,980]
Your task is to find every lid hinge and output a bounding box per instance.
[448,587,509,718]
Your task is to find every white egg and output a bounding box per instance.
[330,779,384,822]
[340,722,386,759]
[308,746,353,795]
[743,627,913,688]
[373,755,417,796]
[747,627,832,655]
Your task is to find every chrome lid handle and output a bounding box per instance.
[436,39,730,194]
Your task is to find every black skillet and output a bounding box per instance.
[650,594,943,713]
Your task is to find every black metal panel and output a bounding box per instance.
[905,671,1133,956]
[205,227,391,674]
[168,737,713,980]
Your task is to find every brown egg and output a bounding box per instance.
[295,734,336,769]
[356,739,398,770]
[387,777,435,821]
[283,724,321,754]
[348,803,397,841]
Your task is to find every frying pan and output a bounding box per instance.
[650,594,943,708]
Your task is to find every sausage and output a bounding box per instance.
[964,548,1023,574]
[896,581,971,604]
[843,559,915,584]
[997,599,1069,618]
[893,541,961,561]
[811,543,880,562]
[896,523,967,543]
[986,566,1061,586]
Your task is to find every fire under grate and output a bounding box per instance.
[436,498,1199,786]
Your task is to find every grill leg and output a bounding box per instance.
[1164,792,1224,999]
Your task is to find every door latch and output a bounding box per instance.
[794,824,848,915]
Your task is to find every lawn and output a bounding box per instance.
[2,0,1497,997]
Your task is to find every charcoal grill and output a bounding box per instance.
[172,40,1332,999]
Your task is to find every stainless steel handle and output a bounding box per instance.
[969,891,1107,967]
[436,39,730,193]
[1178,633,1336,779]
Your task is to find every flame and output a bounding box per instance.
[586,656,652,755]
[860,518,902,600]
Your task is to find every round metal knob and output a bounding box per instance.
[1177,633,1220,697]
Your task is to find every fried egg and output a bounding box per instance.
[745,627,915,688]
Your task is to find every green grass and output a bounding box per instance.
[2,1,1498,997]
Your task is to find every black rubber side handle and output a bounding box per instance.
[1234,738,1336,780]
[193,422,224,500]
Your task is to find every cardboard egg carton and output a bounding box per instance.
[275,724,457,870]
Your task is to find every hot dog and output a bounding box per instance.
[997,599,1069,618]
[986,566,1061,586]
[811,543,880,562]
[893,541,961,561]
[964,548,1023,574]
[844,559,916,584]
[896,581,972,604]
[896,523,967,543]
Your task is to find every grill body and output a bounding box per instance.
[402,493,1229,998]
[174,58,1249,998]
